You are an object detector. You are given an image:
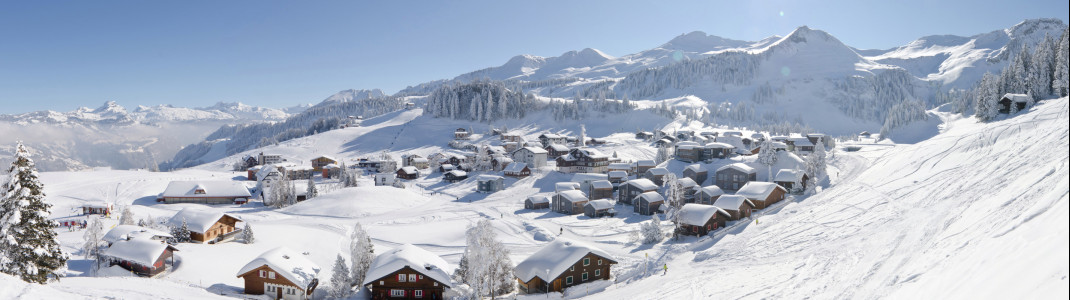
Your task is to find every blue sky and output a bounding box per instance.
[1,0,1066,114]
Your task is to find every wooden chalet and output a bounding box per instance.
[735,182,788,210]
[617,178,658,205]
[544,144,571,159]
[237,247,321,300]
[491,155,513,171]
[157,181,252,205]
[635,160,656,175]
[694,185,725,205]
[683,164,708,185]
[503,162,532,178]
[514,239,617,294]
[588,180,614,200]
[443,170,468,183]
[402,154,429,169]
[101,237,178,277]
[525,194,551,210]
[363,244,453,300]
[774,169,808,194]
[715,163,757,191]
[673,141,703,162]
[999,93,1031,114]
[607,162,634,175]
[703,142,735,160]
[310,155,337,172]
[634,191,665,215]
[476,175,505,193]
[677,203,730,236]
[167,208,241,243]
[552,190,589,215]
[643,167,670,186]
[396,166,420,180]
[635,131,654,140]
[712,195,755,220]
[676,177,700,202]
[511,146,548,168]
[454,128,470,140]
[537,133,568,147]
[583,199,616,218]
[81,201,113,216]
[556,148,610,173]
[607,171,628,185]
[247,165,262,181]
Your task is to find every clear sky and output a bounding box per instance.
[1,0,1066,114]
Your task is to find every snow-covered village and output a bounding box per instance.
[1,2,1068,300]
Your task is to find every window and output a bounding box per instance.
[569,266,574,271]
[583,258,590,266]
[390,289,405,297]
[408,274,417,282]
[415,290,424,298]
[268,271,275,279]
[267,286,274,292]
[380,281,385,286]
[259,270,267,278]
[598,259,603,266]
[419,275,424,280]
[397,274,406,282]
[582,272,589,281]
[566,276,574,285]
[595,269,601,277]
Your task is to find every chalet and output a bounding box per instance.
[241,155,260,170]
[247,165,262,181]
[544,144,571,159]
[635,160,656,175]
[722,131,742,137]
[788,137,814,154]
[806,133,832,148]
[571,173,608,192]
[340,115,362,128]
[255,165,283,189]
[774,169,808,194]
[374,173,396,186]
[677,203,730,236]
[100,237,178,277]
[103,225,172,245]
[999,93,1031,114]
[682,164,708,185]
[673,141,703,162]
[310,156,337,172]
[525,194,551,210]
[81,201,113,216]
[715,136,747,154]
[584,199,616,218]
[501,133,524,143]
[237,247,321,300]
[405,102,416,109]
[654,138,673,147]
[538,133,569,147]
[618,178,658,205]
[736,181,788,210]
[438,164,456,173]
[491,156,514,171]
[635,131,654,140]
[167,208,241,243]
[703,142,735,160]
[158,181,252,205]
[258,152,284,165]
[552,190,589,215]
[607,162,634,174]
[443,170,468,183]
[694,185,725,205]
[589,180,614,200]
[715,163,756,191]
[511,146,548,168]
[476,175,505,193]
[270,162,315,180]
[676,177,700,202]
[319,165,337,180]
[503,142,520,153]
[676,130,693,141]
[634,191,665,215]
[402,154,429,169]
[503,162,531,178]
[859,131,871,138]
[363,244,453,300]
[514,239,617,294]
[556,148,610,174]
[396,166,420,180]
[643,167,670,186]
[607,171,628,185]
[712,195,755,220]
[454,128,470,140]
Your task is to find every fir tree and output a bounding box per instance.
[0,142,67,283]
[457,220,514,298]
[118,206,135,226]
[349,223,375,287]
[306,177,318,200]
[82,217,105,261]
[756,139,779,181]
[241,223,255,244]
[640,215,664,244]
[1055,27,1070,97]
[169,218,191,243]
[328,254,352,299]
[975,72,1000,121]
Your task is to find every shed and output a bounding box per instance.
[634,191,665,215]
[736,182,788,209]
[583,199,617,218]
[774,169,809,193]
[676,203,730,236]
[525,194,551,210]
[999,93,1031,114]
[553,190,589,215]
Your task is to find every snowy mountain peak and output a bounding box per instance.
[558,48,613,64]
[1007,18,1066,38]
[661,31,752,52]
[320,89,388,105]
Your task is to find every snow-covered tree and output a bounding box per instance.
[1055,27,1070,97]
[287,181,298,207]
[391,179,405,189]
[804,138,828,189]
[579,124,587,147]
[0,142,67,283]
[349,223,375,287]
[640,215,664,244]
[169,218,191,243]
[328,254,352,299]
[473,144,493,172]
[456,220,514,298]
[241,223,255,244]
[756,139,778,181]
[306,177,318,200]
[118,206,135,225]
[655,144,672,165]
[661,174,685,237]
[1029,34,1056,98]
[82,217,105,261]
[975,72,1000,121]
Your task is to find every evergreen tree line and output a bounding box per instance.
[970,27,1070,121]
[425,80,537,123]
[616,51,760,100]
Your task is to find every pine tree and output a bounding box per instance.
[287,181,298,206]
[1029,34,1056,98]
[118,206,135,226]
[306,177,318,200]
[241,223,255,244]
[82,217,104,260]
[640,215,664,244]
[328,254,352,299]
[756,139,778,181]
[457,220,514,298]
[974,72,1000,121]
[169,218,191,243]
[349,223,375,287]
[1055,27,1070,97]
[661,174,684,237]
[0,142,67,283]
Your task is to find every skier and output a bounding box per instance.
[663,264,668,275]
[559,227,563,236]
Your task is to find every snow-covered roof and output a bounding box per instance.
[677,177,698,189]
[699,185,725,197]
[684,164,706,173]
[770,141,788,149]
[238,247,321,289]
[624,178,659,191]
[446,170,468,177]
[774,169,806,183]
[585,199,614,211]
[557,190,588,202]
[636,191,664,203]
[312,155,337,161]
[101,238,175,266]
[716,163,756,174]
[527,194,551,204]
[555,182,581,193]
[514,239,615,282]
[476,174,503,182]
[547,144,570,151]
[161,181,252,198]
[736,182,786,200]
[411,157,428,163]
[540,133,565,139]
[591,180,613,190]
[81,201,112,209]
[713,195,755,210]
[399,166,419,175]
[362,244,452,287]
[571,173,608,183]
[504,162,529,173]
[645,167,669,176]
[517,146,548,154]
[103,225,172,244]
[675,141,700,150]
[677,204,728,226]
[703,142,734,149]
[607,171,628,178]
[167,208,239,234]
[1002,93,1031,103]
[636,160,656,167]
[572,148,609,159]
[608,162,633,169]
[789,137,814,147]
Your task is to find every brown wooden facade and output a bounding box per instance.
[747,187,787,210]
[237,264,317,300]
[517,252,617,294]
[366,266,449,300]
[191,214,240,243]
[106,246,177,277]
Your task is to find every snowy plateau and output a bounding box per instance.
[0,20,1068,300]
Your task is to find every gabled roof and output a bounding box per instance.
[585,199,614,210]
[736,182,787,200]
[238,247,321,289]
[514,239,616,283]
[591,180,613,190]
[607,171,628,178]
[788,137,814,147]
[101,238,176,266]
[555,182,581,193]
[362,244,452,287]
[645,167,669,176]
[684,164,706,173]
[608,162,633,169]
[527,194,551,204]
[504,162,529,173]
[161,181,252,198]
[698,185,725,198]
[704,142,735,149]
[312,155,337,161]
[103,225,172,244]
[167,208,240,234]
[676,177,698,189]
[624,178,659,191]
[713,195,755,210]
[476,174,503,182]
[635,160,656,167]
[636,191,664,203]
[774,169,806,183]
[547,144,570,151]
[557,190,589,202]
[398,166,419,175]
[446,170,468,177]
[675,141,700,150]
[1001,93,1031,103]
[677,203,729,226]
[571,173,608,183]
[716,163,755,174]
[515,146,548,154]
